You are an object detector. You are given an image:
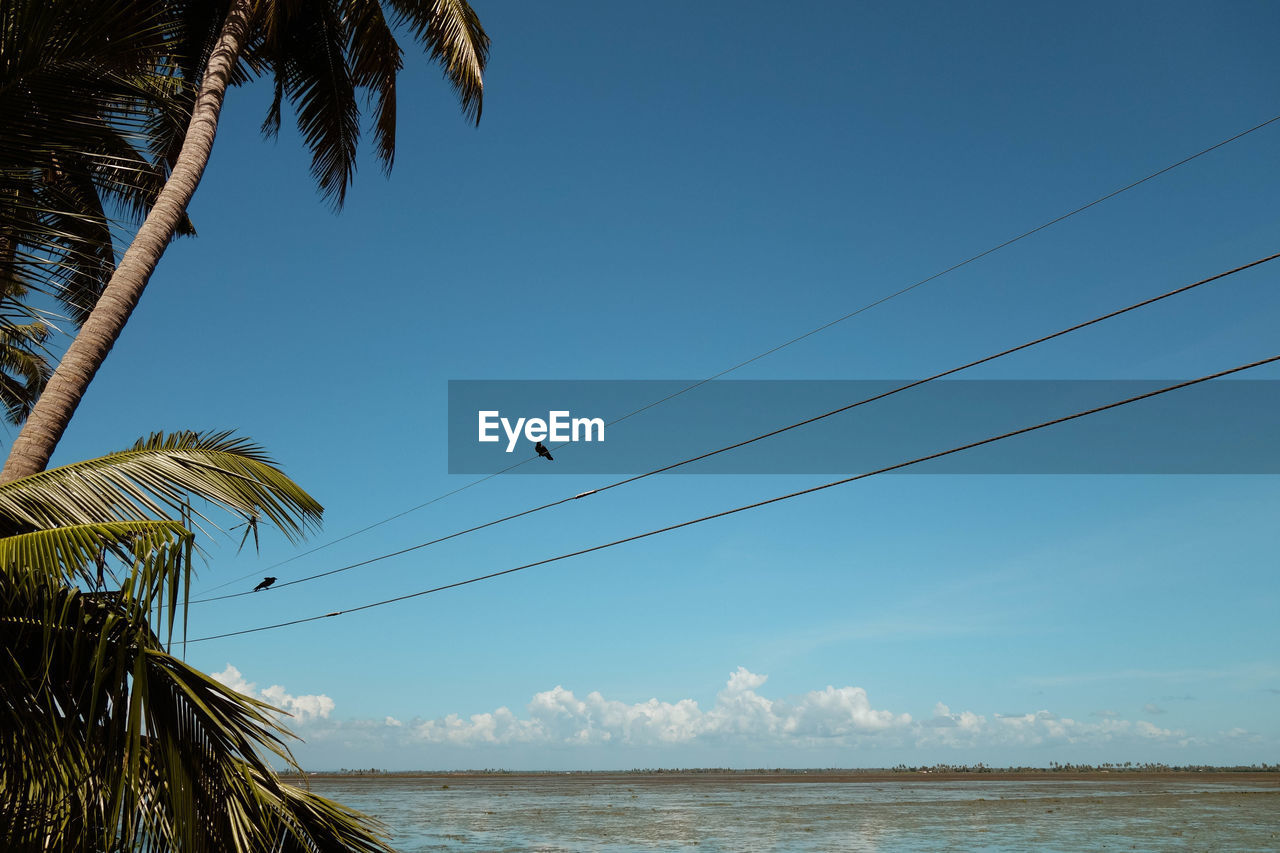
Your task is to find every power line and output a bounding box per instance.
[186,351,1280,644]
[193,111,1280,596]
[192,454,540,595]
[187,250,1280,605]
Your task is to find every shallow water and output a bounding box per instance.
[304,775,1280,852]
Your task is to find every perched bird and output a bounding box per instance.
[535,441,554,461]
[253,576,277,592]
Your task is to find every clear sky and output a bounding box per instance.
[26,0,1280,769]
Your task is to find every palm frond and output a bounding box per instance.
[384,0,487,125]
[0,573,393,852]
[246,0,486,206]
[0,0,195,330]
[0,317,51,424]
[264,1,362,207]
[0,518,186,587]
[345,0,404,171]
[0,430,323,540]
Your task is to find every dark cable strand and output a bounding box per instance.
[186,352,1280,643]
[188,251,1279,605]
[193,113,1280,595]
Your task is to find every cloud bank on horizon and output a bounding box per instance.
[214,665,1230,759]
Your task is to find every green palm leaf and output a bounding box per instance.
[0,519,187,587]
[1,572,393,852]
[251,0,488,206]
[1,0,195,328]
[347,0,405,169]
[0,430,323,540]
[0,430,396,851]
[0,316,51,424]
[385,0,488,124]
[262,0,363,207]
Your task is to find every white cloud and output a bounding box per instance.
[406,668,911,749]
[212,664,334,723]
[1143,703,1166,716]
[1219,727,1264,743]
[1135,720,1179,739]
[917,704,1188,749]
[390,668,1181,751]
[400,669,1194,752]
[782,685,910,737]
[211,666,1218,757]
[726,666,768,693]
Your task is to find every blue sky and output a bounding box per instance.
[25,0,1280,769]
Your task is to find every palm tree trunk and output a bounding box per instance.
[0,0,255,484]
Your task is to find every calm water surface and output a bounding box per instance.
[305,776,1279,852]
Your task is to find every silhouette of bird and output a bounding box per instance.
[253,576,277,592]
[535,441,554,461]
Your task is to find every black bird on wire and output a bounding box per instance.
[253,576,277,592]
[535,441,554,461]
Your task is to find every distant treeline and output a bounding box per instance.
[290,763,1278,777]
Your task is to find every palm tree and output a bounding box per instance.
[0,430,393,852]
[1,0,488,481]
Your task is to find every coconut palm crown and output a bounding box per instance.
[0,430,392,852]
[2,0,488,480]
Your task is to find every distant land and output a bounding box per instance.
[284,764,1279,785]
